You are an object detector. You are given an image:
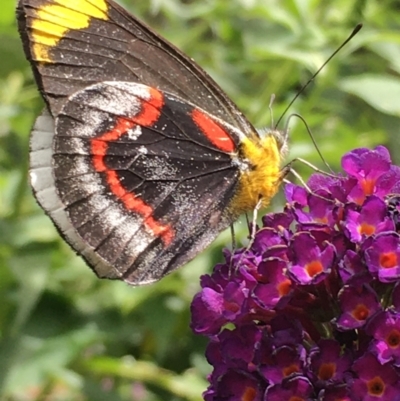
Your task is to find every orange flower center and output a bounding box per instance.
[306,260,323,277]
[358,222,375,236]
[318,362,336,380]
[379,252,397,269]
[387,329,400,348]
[241,386,257,401]
[367,376,385,396]
[361,178,375,196]
[352,304,370,321]
[278,279,292,296]
[283,364,300,377]
[315,216,328,224]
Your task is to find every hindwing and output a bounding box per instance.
[30,81,244,284]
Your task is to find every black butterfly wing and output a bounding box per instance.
[17,0,254,134]
[19,0,284,285]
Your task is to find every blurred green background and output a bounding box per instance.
[1,0,400,400]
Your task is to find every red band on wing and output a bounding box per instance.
[134,87,163,125]
[91,118,133,172]
[191,108,235,153]
[90,88,174,246]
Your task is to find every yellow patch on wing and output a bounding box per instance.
[230,134,283,214]
[31,0,108,62]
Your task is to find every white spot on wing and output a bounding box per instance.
[138,146,148,155]
[127,125,142,140]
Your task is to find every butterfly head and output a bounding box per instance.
[258,127,289,160]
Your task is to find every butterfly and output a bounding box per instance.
[17,0,287,285]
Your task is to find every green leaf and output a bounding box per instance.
[339,74,400,116]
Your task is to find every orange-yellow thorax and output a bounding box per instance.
[229,133,284,215]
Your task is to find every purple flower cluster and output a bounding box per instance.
[191,146,400,401]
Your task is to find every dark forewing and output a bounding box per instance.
[17,0,253,133]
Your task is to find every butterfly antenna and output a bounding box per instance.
[275,23,362,129]
[286,113,334,174]
[269,94,276,127]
